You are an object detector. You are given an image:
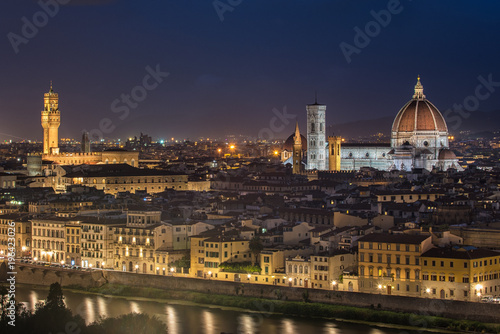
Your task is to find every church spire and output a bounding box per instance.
[293,121,302,145]
[412,75,425,100]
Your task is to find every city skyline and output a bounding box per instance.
[1,1,500,142]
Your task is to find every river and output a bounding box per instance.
[15,285,435,334]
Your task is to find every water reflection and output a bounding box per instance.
[15,286,424,334]
[166,305,180,334]
[324,322,340,334]
[281,318,297,334]
[97,296,107,317]
[238,313,255,334]
[84,297,95,324]
[29,290,40,309]
[129,301,140,314]
[202,310,215,334]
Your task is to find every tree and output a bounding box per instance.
[172,255,190,270]
[45,282,65,310]
[249,237,264,265]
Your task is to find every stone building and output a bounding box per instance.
[28,84,139,176]
[357,233,433,297]
[63,164,188,195]
[281,77,462,172]
[31,217,67,263]
[421,246,500,301]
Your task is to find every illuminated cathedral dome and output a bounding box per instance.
[391,77,449,156]
[392,77,448,133]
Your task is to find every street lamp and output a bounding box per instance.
[135,264,139,273]
[288,277,293,287]
[332,280,337,290]
[60,260,65,267]
[476,284,483,300]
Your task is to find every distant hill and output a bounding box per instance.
[328,110,500,139]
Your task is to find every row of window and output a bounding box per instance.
[32,228,64,238]
[360,266,419,280]
[359,243,420,252]
[360,253,419,265]
[32,239,64,251]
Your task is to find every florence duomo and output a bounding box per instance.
[282,76,462,173]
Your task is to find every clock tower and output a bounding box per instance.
[41,82,60,155]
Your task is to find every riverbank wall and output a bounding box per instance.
[3,261,500,324]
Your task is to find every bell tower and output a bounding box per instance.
[306,95,327,170]
[41,82,60,155]
[292,121,303,174]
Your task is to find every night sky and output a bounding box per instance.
[1,0,500,142]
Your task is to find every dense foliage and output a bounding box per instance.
[172,255,190,269]
[218,261,261,273]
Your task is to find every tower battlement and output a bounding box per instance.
[41,83,60,155]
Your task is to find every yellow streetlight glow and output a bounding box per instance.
[274,150,279,155]
[230,145,235,150]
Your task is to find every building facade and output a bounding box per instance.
[421,246,500,301]
[357,233,433,297]
[31,218,66,263]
